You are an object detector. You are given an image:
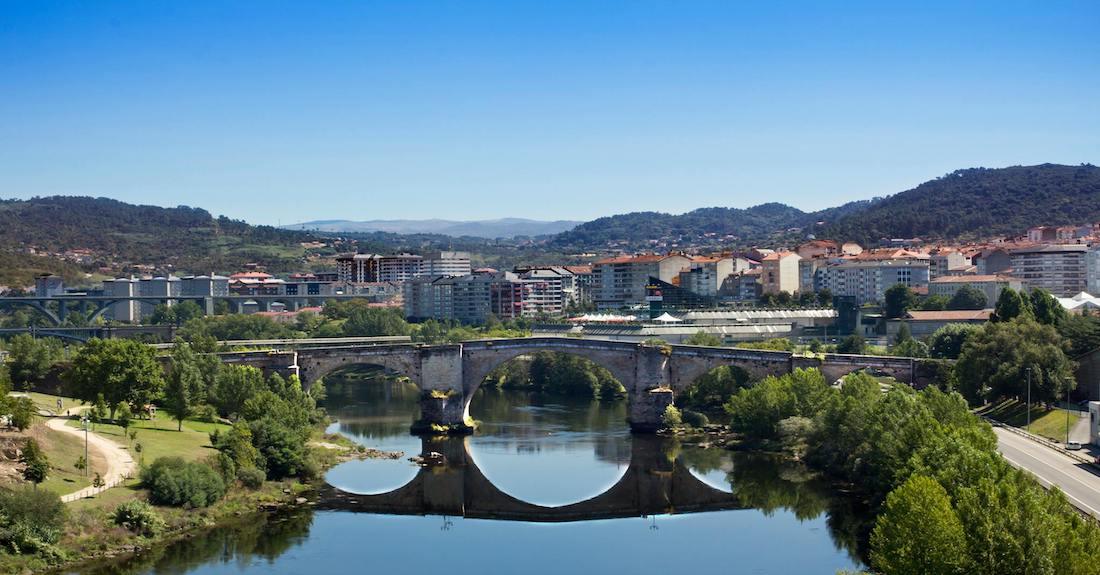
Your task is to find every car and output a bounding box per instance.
[1066,441,1083,451]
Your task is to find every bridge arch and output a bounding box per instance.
[297,348,422,390]
[0,300,62,326]
[460,339,640,398]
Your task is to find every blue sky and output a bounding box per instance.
[1,1,1097,225]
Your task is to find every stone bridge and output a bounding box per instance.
[216,337,941,433]
[315,436,744,522]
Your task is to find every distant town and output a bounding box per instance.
[2,222,1098,354]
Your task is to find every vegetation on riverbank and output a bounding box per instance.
[723,368,1100,574]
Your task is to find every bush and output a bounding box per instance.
[112,500,165,537]
[661,404,682,428]
[140,457,226,508]
[249,417,308,479]
[193,403,219,423]
[236,466,265,489]
[0,486,66,556]
[681,410,709,428]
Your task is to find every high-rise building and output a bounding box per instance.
[34,274,64,298]
[102,277,140,323]
[1009,244,1089,296]
[423,251,472,277]
[138,275,182,317]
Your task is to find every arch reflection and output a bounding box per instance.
[317,435,746,522]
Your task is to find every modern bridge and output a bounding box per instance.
[0,293,369,326]
[215,336,944,433]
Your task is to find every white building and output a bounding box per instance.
[816,250,930,304]
[102,277,140,323]
[423,251,472,277]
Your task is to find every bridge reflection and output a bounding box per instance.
[316,436,748,522]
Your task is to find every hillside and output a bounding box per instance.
[811,164,1100,244]
[550,203,808,249]
[285,217,581,238]
[0,197,316,287]
[549,164,1099,250]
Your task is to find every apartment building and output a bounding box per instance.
[592,254,693,309]
[423,251,472,277]
[677,257,735,298]
[335,253,425,283]
[405,271,536,323]
[816,249,930,304]
[760,251,801,294]
[928,247,970,279]
[138,275,182,317]
[928,274,1022,303]
[1009,244,1088,296]
[102,277,140,322]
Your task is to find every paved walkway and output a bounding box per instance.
[45,417,137,502]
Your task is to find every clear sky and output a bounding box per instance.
[1,1,1098,225]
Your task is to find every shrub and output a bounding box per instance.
[681,410,709,428]
[112,500,165,537]
[193,403,219,423]
[249,417,308,479]
[0,486,66,556]
[236,466,265,489]
[140,457,226,508]
[661,404,682,428]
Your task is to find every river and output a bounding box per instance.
[78,369,869,574]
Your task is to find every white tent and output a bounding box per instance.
[652,312,683,323]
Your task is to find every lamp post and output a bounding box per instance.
[1066,377,1074,445]
[1026,368,1032,432]
[80,415,88,477]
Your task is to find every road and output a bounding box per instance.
[46,417,137,503]
[995,427,1100,519]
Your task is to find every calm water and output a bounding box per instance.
[79,369,868,575]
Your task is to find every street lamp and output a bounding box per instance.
[1026,368,1032,432]
[80,415,89,477]
[1066,376,1075,445]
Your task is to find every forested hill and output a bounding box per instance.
[811,164,1100,244]
[550,203,811,249]
[0,196,315,283]
[550,164,1099,250]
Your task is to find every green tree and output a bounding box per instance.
[947,286,988,310]
[914,294,950,311]
[725,369,829,439]
[1058,313,1100,357]
[955,319,1074,404]
[869,475,969,575]
[149,301,205,326]
[19,438,49,487]
[992,288,1031,323]
[6,334,61,390]
[894,322,913,345]
[9,396,36,431]
[1029,288,1067,326]
[928,323,982,359]
[210,364,264,419]
[67,338,165,419]
[685,330,723,347]
[836,334,867,354]
[816,289,833,307]
[165,340,203,430]
[115,401,133,435]
[884,284,916,319]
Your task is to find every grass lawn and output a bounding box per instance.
[977,399,1083,442]
[22,392,84,415]
[65,416,229,466]
[26,423,106,496]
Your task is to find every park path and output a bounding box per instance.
[45,417,137,502]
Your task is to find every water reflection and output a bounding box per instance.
[74,368,868,575]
